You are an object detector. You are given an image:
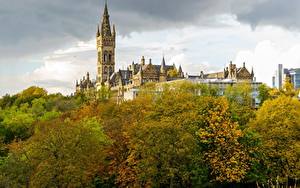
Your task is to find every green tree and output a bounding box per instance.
[0,106,35,143]
[224,83,255,126]
[0,94,17,109]
[257,84,271,105]
[97,86,112,102]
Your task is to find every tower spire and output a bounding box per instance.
[104,0,108,16]
[160,56,166,73]
[97,24,100,37]
[101,0,112,36]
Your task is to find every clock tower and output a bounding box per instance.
[96,1,116,85]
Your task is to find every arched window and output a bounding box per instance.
[109,54,112,62]
[109,67,113,75]
[103,51,108,63]
[104,66,108,74]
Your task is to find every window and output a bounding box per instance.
[104,51,108,63]
[109,54,112,62]
[104,66,108,74]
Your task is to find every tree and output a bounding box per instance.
[0,94,17,109]
[249,96,300,184]
[0,106,35,143]
[197,97,250,183]
[121,119,207,187]
[167,69,178,78]
[31,98,47,117]
[97,85,112,102]
[224,83,255,126]
[14,86,47,107]
[282,77,297,97]
[0,118,111,187]
[257,84,271,105]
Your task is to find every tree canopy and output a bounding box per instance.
[0,84,299,187]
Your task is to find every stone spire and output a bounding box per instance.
[87,72,90,80]
[139,64,143,74]
[112,24,116,37]
[160,56,166,73]
[101,0,112,36]
[178,65,183,78]
[97,24,100,37]
[141,56,145,66]
[178,65,182,73]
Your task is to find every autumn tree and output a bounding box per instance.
[167,68,178,78]
[123,120,207,187]
[249,96,300,184]
[197,97,250,183]
[0,118,111,187]
[14,86,47,107]
[282,77,297,97]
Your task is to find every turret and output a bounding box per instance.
[97,25,100,37]
[139,64,143,74]
[159,56,167,82]
[160,56,166,73]
[178,65,184,78]
[141,56,145,66]
[112,24,116,38]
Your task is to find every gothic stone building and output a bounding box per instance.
[109,56,184,88]
[187,61,254,82]
[76,2,184,93]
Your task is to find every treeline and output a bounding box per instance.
[0,82,299,187]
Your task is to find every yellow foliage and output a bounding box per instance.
[249,96,300,179]
[198,97,250,183]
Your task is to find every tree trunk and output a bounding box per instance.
[256,181,260,188]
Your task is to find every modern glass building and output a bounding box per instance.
[289,68,300,89]
[273,64,300,89]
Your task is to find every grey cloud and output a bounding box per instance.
[234,0,300,30]
[0,0,299,61]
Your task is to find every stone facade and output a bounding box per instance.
[109,56,184,88]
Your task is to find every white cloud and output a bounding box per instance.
[234,40,300,86]
[20,41,96,95]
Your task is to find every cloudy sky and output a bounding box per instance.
[1,0,300,95]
